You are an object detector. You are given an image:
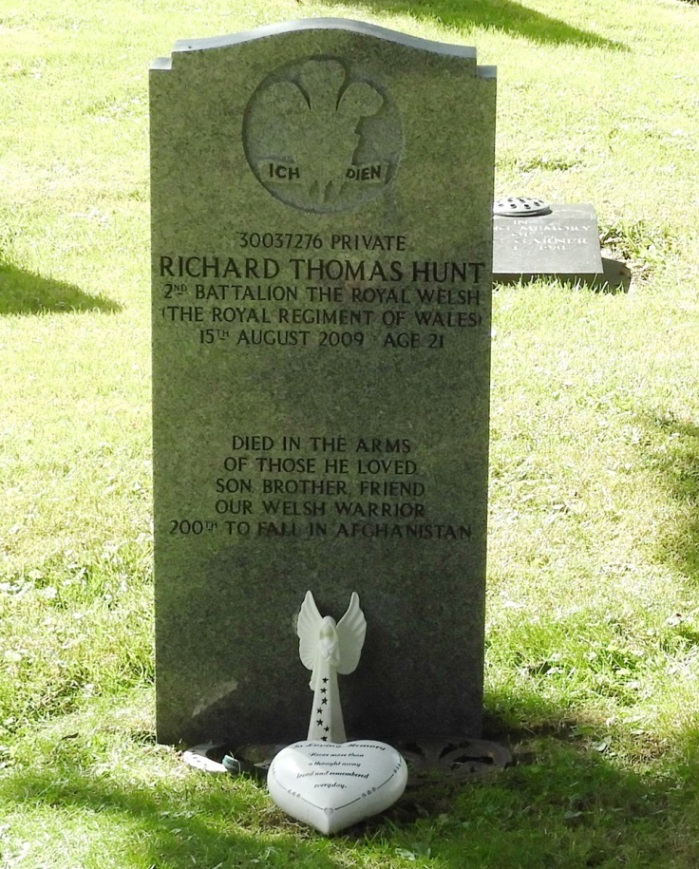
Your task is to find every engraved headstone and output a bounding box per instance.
[150,19,496,746]
[493,202,604,284]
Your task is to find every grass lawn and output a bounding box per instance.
[2,0,699,865]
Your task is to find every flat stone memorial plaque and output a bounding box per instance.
[493,203,604,284]
[150,19,496,746]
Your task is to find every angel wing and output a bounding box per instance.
[296,590,323,672]
[336,592,367,675]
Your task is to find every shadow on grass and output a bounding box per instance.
[432,692,699,867]
[0,259,121,316]
[324,0,626,50]
[641,413,699,583]
[0,761,346,868]
[2,696,699,868]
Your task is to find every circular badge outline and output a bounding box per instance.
[242,54,403,214]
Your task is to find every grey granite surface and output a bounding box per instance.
[150,18,496,746]
[493,203,603,283]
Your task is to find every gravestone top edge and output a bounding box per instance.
[154,18,493,73]
[151,56,171,71]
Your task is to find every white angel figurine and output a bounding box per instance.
[297,590,367,743]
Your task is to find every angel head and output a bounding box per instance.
[297,591,367,688]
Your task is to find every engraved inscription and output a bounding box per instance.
[243,57,402,213]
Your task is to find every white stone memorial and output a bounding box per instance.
[267,739,408,834]
[297,590,366,743]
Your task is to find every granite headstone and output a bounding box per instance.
[493,201,604,284]
[150,19,496,746]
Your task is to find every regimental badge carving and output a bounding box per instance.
[244,58,402,213]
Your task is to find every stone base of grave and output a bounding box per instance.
[183,737,513,783]
[397,738,513,781]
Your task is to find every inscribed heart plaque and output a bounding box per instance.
[267,740,408,834]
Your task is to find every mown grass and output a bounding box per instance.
[1,0,699,865]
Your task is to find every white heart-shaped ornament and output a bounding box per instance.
[267,740,408,834]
